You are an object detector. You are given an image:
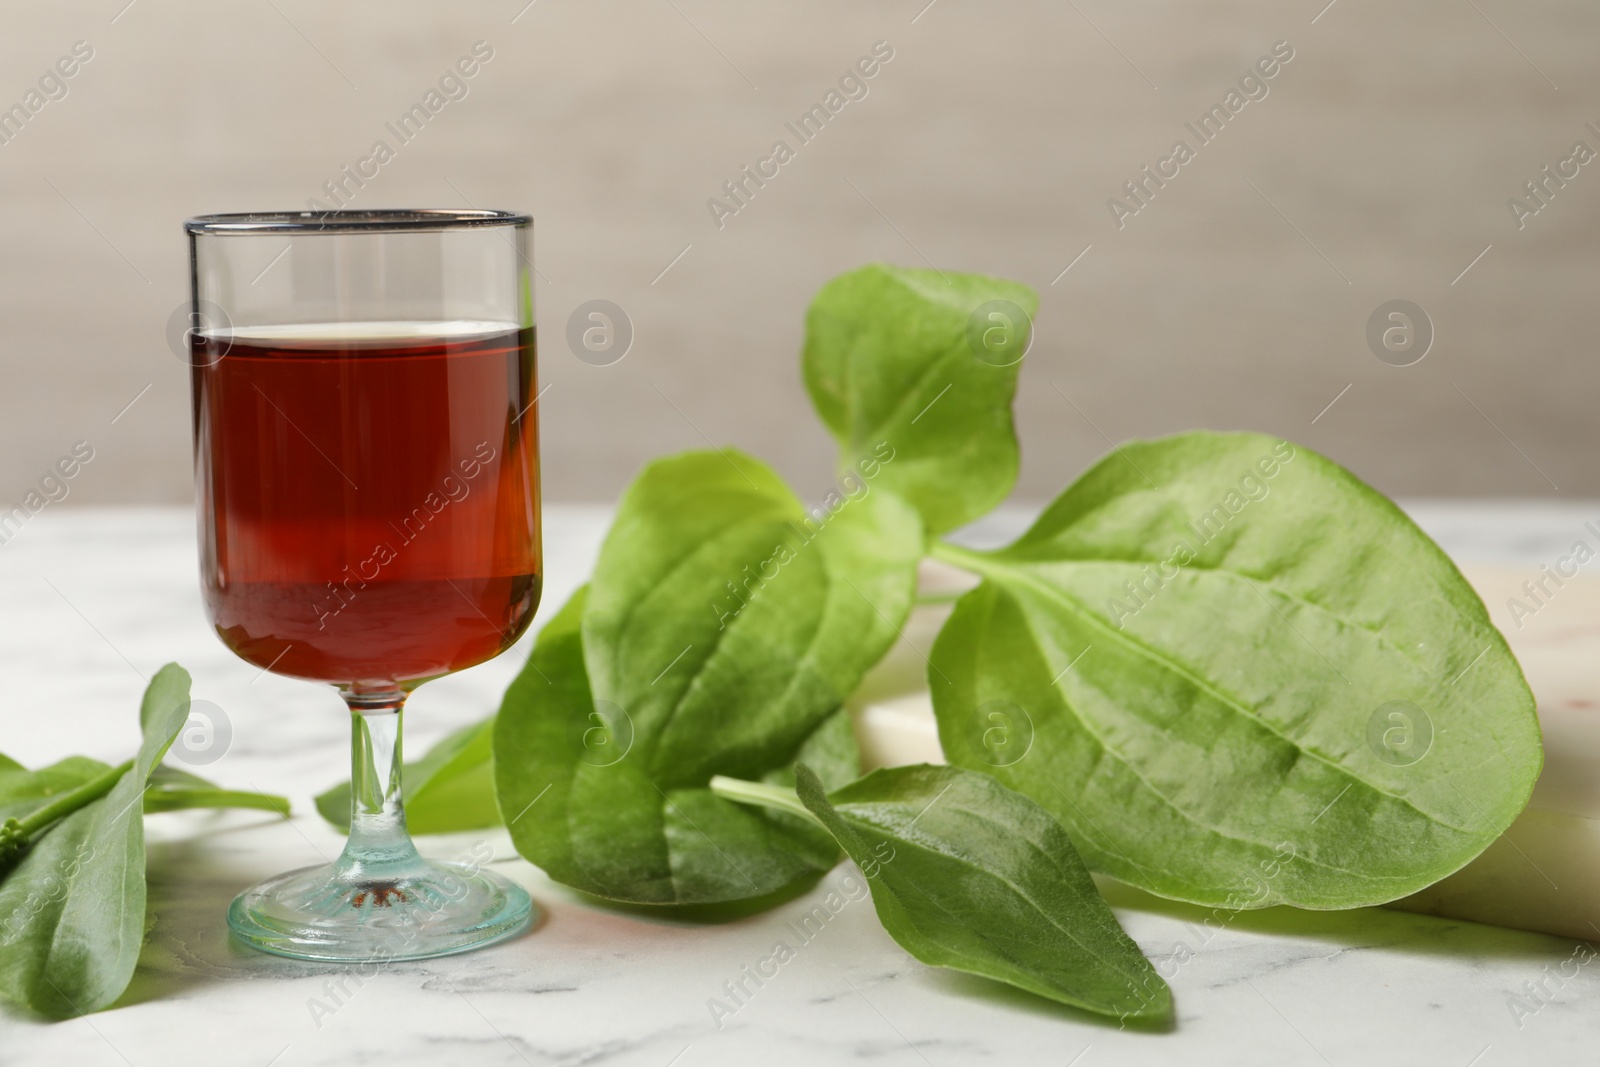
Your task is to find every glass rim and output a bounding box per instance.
[184,209,531,235]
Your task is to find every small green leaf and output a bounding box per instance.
[794,763,1171,1023]
[930,432,1542,909]
[0,664,192,1018]
[316,718,497,834]
[803,264,1037,534]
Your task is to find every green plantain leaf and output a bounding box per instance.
[316,717,498,834]
[930,432,1542,909]
[0,664,192,1018]
[794,763,1171,1023]
[496,447,920,905]
[802,264,1037,534]
[581,449,920,790]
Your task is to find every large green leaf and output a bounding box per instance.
[930,432,1541,909]
[316,718,498,834]
[803,264,1037,534]
[497,448,922,905]
[794,764,1171,1024]
[582,449,921,790]
[0,665,192,1018]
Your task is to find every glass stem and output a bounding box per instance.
[337,686,425,882]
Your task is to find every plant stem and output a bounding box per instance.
[15,759,133,837]
[709,775,825,829]
[0,758,134,861]
[929,540,1003,578]
[143,788,290,816]
[928,537,998,579]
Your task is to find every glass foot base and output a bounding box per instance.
[227,859,535,962]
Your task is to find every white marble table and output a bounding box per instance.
[1,504,1597,1066]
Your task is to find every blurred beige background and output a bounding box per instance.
[0,0,1595,510]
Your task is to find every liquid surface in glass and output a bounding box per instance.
[192,320,541,685]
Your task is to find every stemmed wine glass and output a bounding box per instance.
[184,209,541,961]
